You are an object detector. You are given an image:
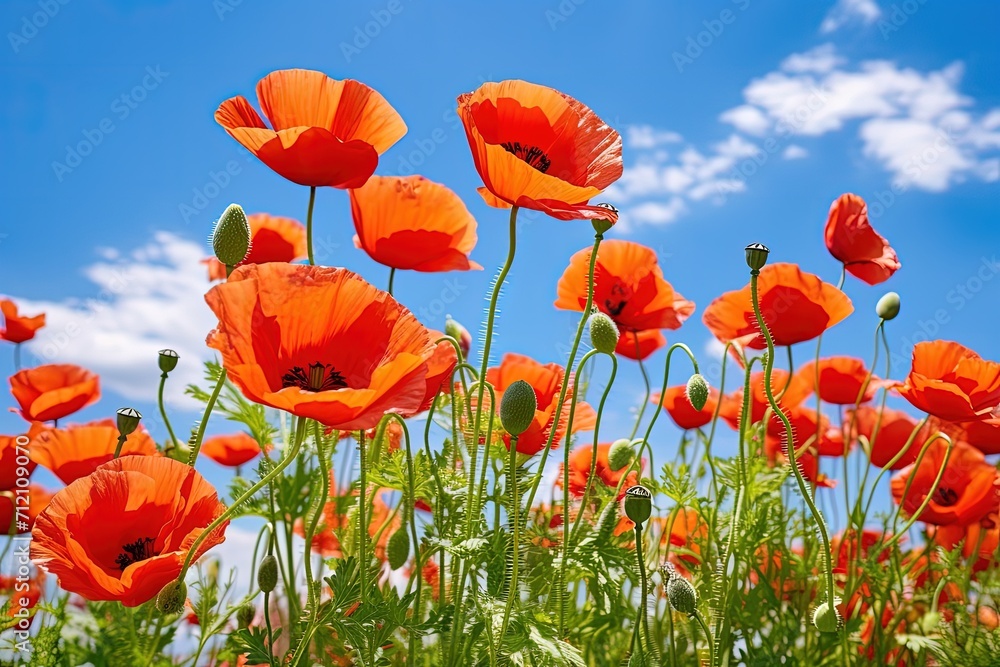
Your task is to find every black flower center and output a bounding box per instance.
[282,362,348,392]
[604,300,626,317]
[116,537,157,571]
[501,141,551,173]
[933,487,959,507]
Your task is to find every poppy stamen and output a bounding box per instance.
[282,362,348,392]
[605,300,627,317]
[500,141,551,173]
[115,537,157,571]
[933,487,959,507]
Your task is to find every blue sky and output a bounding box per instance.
[1,0,999,523]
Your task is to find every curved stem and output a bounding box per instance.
[694,610,715,667]
[187,369,228,466]
[629,332,651,441]
[157,372,180,449]
[305,186,317,266]
[385,414,420,664]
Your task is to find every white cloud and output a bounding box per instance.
[783,145,809,159]
[21,232,217,408]
[719,105,771,136]
[625,125,683,149]
[820,0,881,34]
[780,43,847,74]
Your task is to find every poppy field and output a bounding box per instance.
[3,65,1000,667]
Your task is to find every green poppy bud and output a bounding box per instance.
[155,579,187,615]
[386,526,410,570]
[607,438,634,472]
[212,203,251,267]
[588,311,620,355]
[592,203,617,235]
[116,407,142,437]
[444,315,471,359]
[666,574,698,615]
[236,602,255,629]
[257,554,278,593]
[876,291,900,321]
[812,598,842,633]
[158,349,179,374]
[745,242,770,272]
[623,485,652,527]
[685,374,709,411]
[500,379,537,436]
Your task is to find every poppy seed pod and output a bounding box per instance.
[592,203,618,235]
[386,526,410,570]
[500,379,537,436]
[158,349,179,374]
[685,374,710,411]
[212,203,252,267]
[666,574,698,615]
[588,311,620,355]
[444,315,472,359]
[812,599,842,633]
[257,554,278,593]
[607,438,634,472]
[745,242,770,272]
[623,485,652,527]
[236,602,255,629]
[876,291,900,321]
[155,579,187,615]
[115,407,142,437]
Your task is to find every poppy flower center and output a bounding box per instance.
[115,537,158,571]
[932,486,959,507]
[282,362,348,392]
[501,141,551,174]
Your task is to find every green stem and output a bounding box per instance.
[629,331,651,441]
[158,372,180,449]
[694,611,715,667]
[187,369,228,466]
[498,434,521,650]
[385,415,421,664]
[358,429,369,604]
[634,523,650,658]
[387,267,396,296]
[298,420,328,653]
[306,186,317,266]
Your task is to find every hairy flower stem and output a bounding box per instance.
[305,186,316,266]
[296,421,329,658]
[358,429,370,605]
[749,270,838,619]
[694,610,715,667]
[634,522,651,660]
[629,332,652,440]
[497,435,521,658]
[157,372,180,450]
[186,369,228,466]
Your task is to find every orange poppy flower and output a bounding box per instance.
[419,331,459,413]
[350,175,481,272]
[215,69,406,188]
[651,385,719,430]
[29,419,158,485]
[767,404,846,457]
[204,213,307,281]
[890,439,1000,525]
[896,340,1000,422]
[1,484,53,535]
[295,475,398,561]
[659,508,709,577]
[555,240,695,332]
[615,329,666,361]
[31,456,228,607]
[932,512,1000,572]
[824,193,900,285]
[950,415,1000,455]
[848,406,930,469]
[0,298,45,344]
[763,434,835,488]
[200,432,263,468]
[205,263,454,431]
[457,80,622,222]
[9,364,100,423]
[1,424,47,489]
[702,263,853,349]
[795,356,877,405]
[1,571,45,629]
[561,443,637,497]
[485,353,597,456]
[718,369,812,429]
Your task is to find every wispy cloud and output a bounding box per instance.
[820,0,882,34]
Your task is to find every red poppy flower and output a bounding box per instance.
[29,419,159,485]
[0,484,53,535]
[1,424,47,490]
[555,240,694,332]
[702,263,853,349]
[485,353,597,456]
[561,443,635,497]
[204,213,307,281]
[457,80,622,222]
[419,331,459,413]
[718,369,812,429]
[763,435,835,488]
[767,404,846,457]
[950,415,1000,455]
[216,69,406,188]
[848,406,930,469]
[796,356,877,405]
[651,385,719,430]
[295,476,398,561]
[824,193,900,285]
[0,298,45,344]
[890,439,1000,525]
[932,512,1000,572]
[615,329,666,361]
[205,263,455,431]
[658,508,708,577]
[200,432,263,468]
[10,364,100,423]
[896,340,1000,422]
[350,175,481,272]
[31,456,228,606]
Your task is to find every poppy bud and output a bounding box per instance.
[588,312,620,355]
[812,598,842,633]
[607,438,634,472]
[685,374,709,411]
[257,554,278,593]
[158,349,179,374]
[745,242,770,272]
[236,602,255,629]
[212,203,251,267]
[386,526,410,570]
[592,203,617,235]
[155,579,187,615]
[623,485,652,527]
[444,315,472,359]
[876,291,900,321]
[666,574,698,615]
[500,380,537,436]
[116,407,142,437]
